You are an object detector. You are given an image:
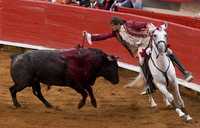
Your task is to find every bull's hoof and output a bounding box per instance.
[14,103,21,108]
[54,106,62,111]
[91,100,97,108]
[78,101,85,109]
[45,103,53,108]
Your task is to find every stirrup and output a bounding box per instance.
[185,75,193,82]
[184,72,193,82]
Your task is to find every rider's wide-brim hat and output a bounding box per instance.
[110,16,125,25]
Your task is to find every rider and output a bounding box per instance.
[83,16,193,92]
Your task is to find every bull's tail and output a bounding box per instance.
[10,53,20,60]
[10,53,22,65]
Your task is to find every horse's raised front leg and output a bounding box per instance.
[155,82,186,119]
[173,81,192,121]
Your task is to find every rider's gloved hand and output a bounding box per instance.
[82,31,93,45]
[146,48,151,55]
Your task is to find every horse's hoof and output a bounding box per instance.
[150,99,157,108]
[185,115,193,122]
[181,115,192,123]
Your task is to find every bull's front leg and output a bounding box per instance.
[72,85,88,109]
[86,86,97,108]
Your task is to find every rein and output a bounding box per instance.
[81,35,86,48]
[148,34,160,59]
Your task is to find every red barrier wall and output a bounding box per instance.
[1,0,200,84]
[118,7,200,29]
[0,0,2,37]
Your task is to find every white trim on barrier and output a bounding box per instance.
[0,40,54,50]
[1,40,200,93]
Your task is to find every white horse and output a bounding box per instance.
[125,24,192,122]
[149,24,192,122]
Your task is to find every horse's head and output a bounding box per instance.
[151,23,168,54]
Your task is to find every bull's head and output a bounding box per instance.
[100,55,119,84]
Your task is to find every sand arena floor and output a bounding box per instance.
[0,49,200,128]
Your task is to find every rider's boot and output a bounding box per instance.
[168,53,193,82]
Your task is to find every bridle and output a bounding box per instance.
[150,29,168,58]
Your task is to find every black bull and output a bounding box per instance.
[9,48,119,109]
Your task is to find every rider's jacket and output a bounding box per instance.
[88,20,152,57]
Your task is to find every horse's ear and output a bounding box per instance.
[148,23,156,34]
[160,22,168,30]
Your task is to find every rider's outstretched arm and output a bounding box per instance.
[83,31,115,45]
